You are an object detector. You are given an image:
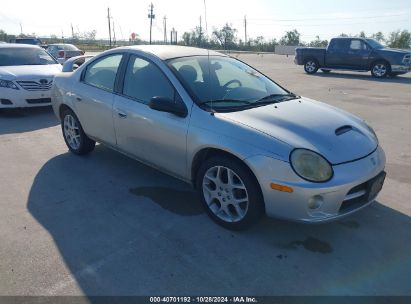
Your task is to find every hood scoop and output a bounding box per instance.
[335,125,353,136]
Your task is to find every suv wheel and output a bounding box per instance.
[196,156,264,230]
[61,108,95,155]
[304,59,319,74]
[371,61,390,78]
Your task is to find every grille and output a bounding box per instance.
[339,172,385,214]
[17,80,53,91]
[1,98,13,105]
[26,98,51,104]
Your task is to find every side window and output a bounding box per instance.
[123,56,174,104]
[83,54,123,92]
[350,40,362,50]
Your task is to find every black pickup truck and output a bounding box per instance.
[295,37,411,78]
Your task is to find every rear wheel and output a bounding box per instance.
[196,156,264,230]
[304,59,319,74]
[371,61,390,78]
[61,108,95,155]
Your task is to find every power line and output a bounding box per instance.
[246,12,411,22]
[247,17,411,27]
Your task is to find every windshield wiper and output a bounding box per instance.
[200,99,253,106]
[256,93,300,104]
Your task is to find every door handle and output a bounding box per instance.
[116,110,127,118]
[76,97,82,102]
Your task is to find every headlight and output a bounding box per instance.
[0,80,19,90]
[290,149,333,182]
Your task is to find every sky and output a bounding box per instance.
[1,0,411,42]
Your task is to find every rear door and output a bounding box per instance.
[325,38,350,67]
[73,53,124,145]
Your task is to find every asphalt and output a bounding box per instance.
[0,54,410,296]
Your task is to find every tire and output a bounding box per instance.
[61,108,95,155]
[304,59,319,74]
[196,156,264,230]
[321,69,331,73]
[371,61,390,78]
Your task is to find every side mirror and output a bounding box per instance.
[149,96,188,118]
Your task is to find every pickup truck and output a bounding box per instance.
[295,37,411,78]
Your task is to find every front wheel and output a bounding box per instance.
[304,59,319,74]
[61,108,95,155]
[371,61,390,78]
[196,156,264,230]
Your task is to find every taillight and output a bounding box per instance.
[58,50,65,58]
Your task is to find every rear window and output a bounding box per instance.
[63,45,79,51]
[329,39,349,50]
[0,47,57,66]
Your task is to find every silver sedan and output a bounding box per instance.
[51,45,386,230]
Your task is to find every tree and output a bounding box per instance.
[359,31,366,38]
[371,32,385,43]
[309,36,328,47]
[212,23,237,49]
[339,33,349,37]
[387,30,411,49]
[279,29,300,46]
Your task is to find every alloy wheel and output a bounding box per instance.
[372,64,387,77]
[202,166,249,223]
[63,114,81,150]
[305,61,317,73]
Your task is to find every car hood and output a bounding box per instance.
[0,64,62,80]
[378,48,411,55]
[219,98,378,165]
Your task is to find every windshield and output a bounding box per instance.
[168,55,295,112]
[0,47,57,66]
[365,39,384,49]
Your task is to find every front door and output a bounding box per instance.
[113,55,190,179]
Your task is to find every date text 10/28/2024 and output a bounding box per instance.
[150,297,258,303]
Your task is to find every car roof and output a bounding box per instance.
[115,45,227,60]
[48,43,74,46]
[0,43,41,49]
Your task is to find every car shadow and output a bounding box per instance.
[0,106,59,135]
[27,146,411,296]
[312,71,411,84]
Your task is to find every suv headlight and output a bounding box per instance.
[0,80,19,90]
[290,149,333,182]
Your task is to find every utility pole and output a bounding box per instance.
[163,16,167,43]
[71,24,74,39]
[112,20,116,46]
[148,3,155,44]
[199,16,202,47]
[20,23,23,35]
[107,8,112,47]
[244,15,247,45]
[203,0,208,35]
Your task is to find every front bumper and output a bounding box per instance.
[0,87,52,108]
[246,146,386,223]
[391,64,411,73]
